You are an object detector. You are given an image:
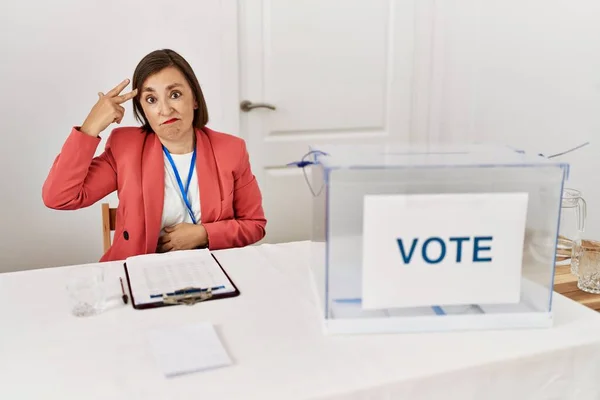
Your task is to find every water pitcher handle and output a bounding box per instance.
[578,197,587,232]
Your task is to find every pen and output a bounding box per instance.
[150,285,225,299]
[119,277,129,304]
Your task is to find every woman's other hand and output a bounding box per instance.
[156,223,208,253]
[80,79,138,137]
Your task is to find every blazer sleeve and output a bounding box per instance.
[42,127,118,210]
[203,140,267,249]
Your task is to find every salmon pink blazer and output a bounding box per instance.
[42,126,267,262]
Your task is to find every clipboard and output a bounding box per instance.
[123,251,240,310]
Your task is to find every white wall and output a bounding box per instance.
[0,0,238,272]
[418,0,600,239]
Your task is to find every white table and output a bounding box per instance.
[2,241,600,399]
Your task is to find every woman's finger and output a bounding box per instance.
[105,79,130,97]
[113,107,125,124]
[157,242,173,253]
[114,89,138,104]
[157,235,170,245]
[164,224,179,233]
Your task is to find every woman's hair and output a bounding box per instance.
[132,49,209,132]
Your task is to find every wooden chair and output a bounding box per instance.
[101,203,117,253]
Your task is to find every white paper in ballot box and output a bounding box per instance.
[361,192,529,310]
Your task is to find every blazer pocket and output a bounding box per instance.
[218,192,235,220]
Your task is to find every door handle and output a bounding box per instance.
[240,100,276,112]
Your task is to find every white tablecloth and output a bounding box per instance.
[1,241,600,399]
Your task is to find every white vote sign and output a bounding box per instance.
[361,193,529,309]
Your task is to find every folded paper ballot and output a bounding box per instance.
[147,322,232,378]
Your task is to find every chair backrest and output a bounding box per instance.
[101,203,117,253]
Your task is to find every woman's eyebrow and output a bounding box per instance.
[142,83,183,93]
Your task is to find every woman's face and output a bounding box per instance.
[139,66,197,142]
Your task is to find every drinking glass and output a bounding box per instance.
[574,240,600,294]
[557,188,586,273]
[66,266,106,317]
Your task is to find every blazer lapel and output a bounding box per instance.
[141,133,165,253]
[195,128,221,223]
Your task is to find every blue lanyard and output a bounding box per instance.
[162,146,197,224]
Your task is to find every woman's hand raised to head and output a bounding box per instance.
[80,79,138,137]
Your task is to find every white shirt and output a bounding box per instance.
[161,151,201,232]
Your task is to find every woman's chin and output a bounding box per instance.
[156,124,192,141]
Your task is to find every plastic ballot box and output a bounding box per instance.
[307,144,568,334]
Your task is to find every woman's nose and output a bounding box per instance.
[158,98,174,116]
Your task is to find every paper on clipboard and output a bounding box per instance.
[125,249,237,307]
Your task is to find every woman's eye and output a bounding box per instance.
[171,91,181,99]
[145,96,156,104]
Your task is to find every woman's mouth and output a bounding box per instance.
[162,118,179,125]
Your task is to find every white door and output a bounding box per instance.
[239,0,418,244]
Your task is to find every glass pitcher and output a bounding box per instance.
[556,188,587,272]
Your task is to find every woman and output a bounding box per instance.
[42,49,267,262]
